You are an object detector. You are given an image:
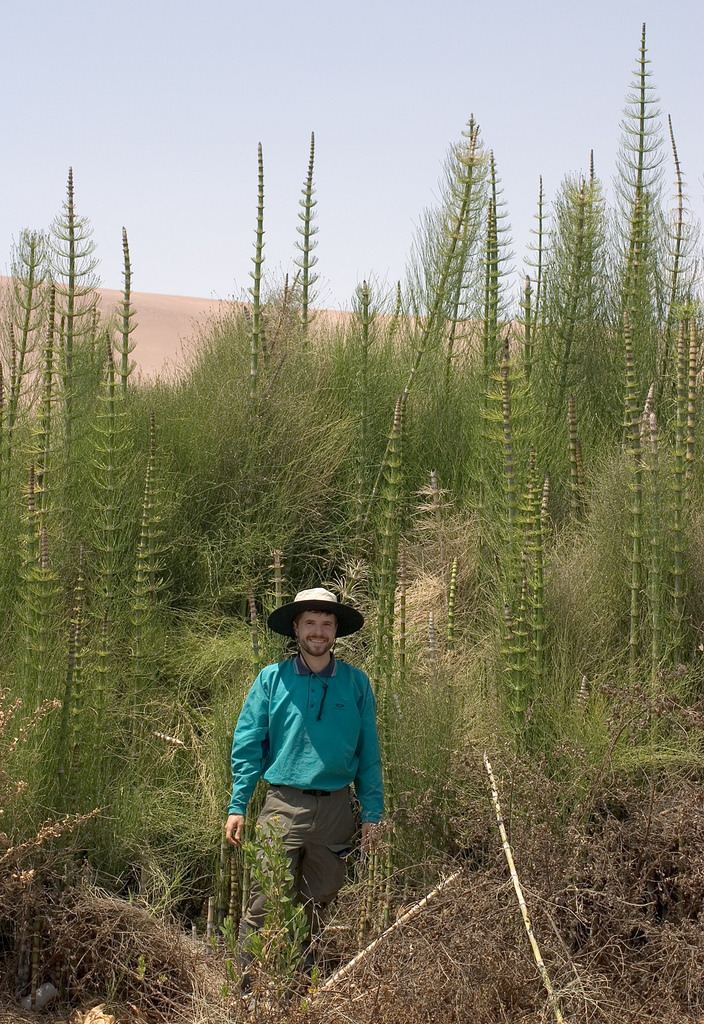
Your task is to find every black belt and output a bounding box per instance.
[272,784,332,797]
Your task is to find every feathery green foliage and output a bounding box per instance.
[116,226,137,394]
[249,143,266,401]
[51,167,99,459]
[296,131,318,341]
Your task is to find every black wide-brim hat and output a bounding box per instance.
[268,587,364,638]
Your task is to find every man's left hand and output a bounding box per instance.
[361,821,384,853]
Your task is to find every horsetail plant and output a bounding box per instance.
[685,320,698,488]
[7,230,46,454]
[131,411,164,697]
[296,132,318,341]
[617,26,664,392]
[18,468,59,709]
[396,548,407,684]
[623,312,644,677]
[247,589,262,672]
[116,227,137,394]
[364,126,487,530]
[269,548,285,613]
[521,275,534,383]
[525,175,546,332]
[670,320,688,651]
[555,177,590,413]
[644,408,663,684]
[354,280,375,535]
[500,335,518,532]
[444,117,483,389]
[530,478,547,700]
[249,144,266,401]
[659,117,687,389]
[374,395,405,693]
[567,395,585,517]
[34,288,56,517]
[446,556,458,651]
[477,157,513,544]
[59,545,85,804]
[362,395,405,938]
[542,168,606,418]
[50,168,99,459]
[505,573,530,730]
[93,343,131,716]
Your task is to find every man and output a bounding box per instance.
[225,587,384,973]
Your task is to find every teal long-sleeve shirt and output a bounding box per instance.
[228,656,384,823]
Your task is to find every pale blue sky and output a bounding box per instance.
[1,1,702,308]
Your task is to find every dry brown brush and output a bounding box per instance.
[300,764,704,1024]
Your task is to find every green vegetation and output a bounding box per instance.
[1,24,703,1019]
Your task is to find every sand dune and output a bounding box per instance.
[95,286,233,378]
[0,277,234,379]
[0,279,362,380]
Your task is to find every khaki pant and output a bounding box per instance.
[239,784,356,947]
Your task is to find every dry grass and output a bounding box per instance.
[1,769,701,1024]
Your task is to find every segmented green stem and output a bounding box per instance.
[8,230,45,450]
[374,395,404,870]
[567,395,585,517]
[117,227,137,394]
[35,288,56,517]
[531,176,545,328]
[658,117,684,389]
[521,275,533,382]
[94,344,130,708]
[355,281,374,531]
[296,131,318,341]
[132,411,163,693]
[500,335,517,530]
[619,25,662,346]
[249,144,266,401]
[19,468,59,708]
[49,169,100,493]
[556,179,589,413]
[645,410,662,684]
[504,567,530,730]
[671,321,687,644]
[445,118,481,388]
[624,313,643,676]
[685,321,698,488]
[528,466,544,696]
[270,549,284,612]
[482,192,499,376]
[247,589,262,672]
[60,545,85,799]
[375,396,405,685]
[397,548,406,684]
[447,557,458,651]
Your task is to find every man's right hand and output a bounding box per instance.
[225,813,245,846]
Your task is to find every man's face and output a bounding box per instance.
[293,610,338,659]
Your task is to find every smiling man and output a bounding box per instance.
[225,587,384,983]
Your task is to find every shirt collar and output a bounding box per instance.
[293,653,337,677]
